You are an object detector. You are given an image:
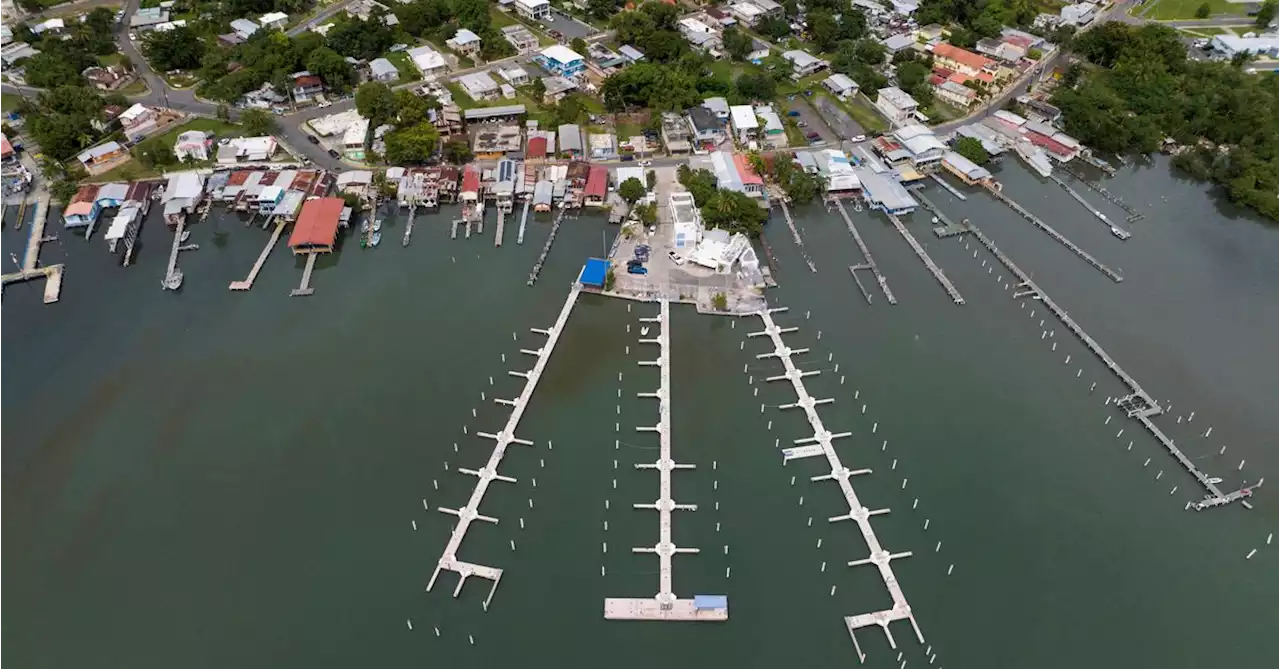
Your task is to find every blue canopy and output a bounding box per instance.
[694,595,728,610]
[580,258,609,288]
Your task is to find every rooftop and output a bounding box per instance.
[289,197,345,249]
[541,44,584,65]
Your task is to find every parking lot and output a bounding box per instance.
[812,95,866,142]
[786,96,839,147]
[538,10,598,40]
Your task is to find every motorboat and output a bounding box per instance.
[370,231,382,247]
[372,218,382,232]
[361,219,370,233]
[640,327,650,336]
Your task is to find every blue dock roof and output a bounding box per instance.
[694,594,728,609]
[580,258,609,288]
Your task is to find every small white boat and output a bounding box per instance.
[372,219,382,232]
[370,231,382,247]
[180,230,191,242]
[361,219,370,233]
[640,327,649,336]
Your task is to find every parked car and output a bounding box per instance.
[667,251,685,265]
[851,134,867,143]
[787,110,801,117]
[797,121,807,128]
[327,149,340,158]
[805,132,821,140]
[627,264,648,275]
[307,134,320,144]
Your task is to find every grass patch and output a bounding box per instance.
[117,79,150,96]
[615,119,644,140]
[924,100,967,124]
[1145,0,1250,20]
[490,7,519,28]
[816,91,888,134]
[87,160,160,183]
[162,71,199,89]
[383,50,416,82]
[149,118,243,149]
[783,116,806,147]
[97,53,128,68]
[2,95,20,113]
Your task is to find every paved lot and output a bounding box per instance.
[786,97,838,147]
[538,11,598,40]
[811,95,865,142]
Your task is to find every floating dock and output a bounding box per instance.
[402,204,417,247]
[984,185,1123,282]
[229,220,287,290]
[1048,173,1130,239]
[494,208,506,247]
[427,286,583,608]
[775,197,817,273]
[2,194,64,304]
[929,173,967,200]
[289,252,317,297]
[967,222,1253,509]
[830,198,896,305]
[886,213,964,304]
[918,192,970,238]
[605,301,725,622]
[752,309,923,662]
[516,200,530,245]
[527,208,565,286]
[1062,165,1144,223]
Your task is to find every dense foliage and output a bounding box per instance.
[395,0,516,61]
[17,86,107,161]
[618,177,647,204]
[610,2,690,64]
[14,8,120,88]
[1055,23,1278,219]
[953,136,990,165]
[676,165,767,237]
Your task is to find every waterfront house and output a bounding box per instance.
[369,58,398,82]
[174,130,212,162]
[533,180,553,212]
[461,165,481,204]
[874,87,919,127]
[535,45,586,79]
[941,151,994,187]
[584,164,608,208]
[288,197,345,254]
[76,141,129,175]
[63,185,102,228]
[854,168,917,215]
[161,171,206,225]
[514,0,551,21]
[890,124,946,167]
[447,29,482,57]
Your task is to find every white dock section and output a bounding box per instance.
[830,198,896,305]
[516,199,531,245]
[289,252,317,297]
[605,301,725,622]
[230,220,287,290]
[161,217,187,291]
[428,286,583,608]
[754,311,923,661]
[1,194,64,304]
[929,173,966,200]
[886,213,964,304]
[776,198,817,273]
[1048,173,1130,239]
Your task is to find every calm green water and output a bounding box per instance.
[3,157,1275,668]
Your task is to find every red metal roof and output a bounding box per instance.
[259,171,279,186]
[291,170,317,189]
[71,185,100,204]
[288,197,345,249]
[528,136,547,158]
[228,170,252,186]
[295,75,323,89]
[732,154,763,187]
[1025,131,1073,158]
[932,43,994,73]
[1,134,12,159]
[125,182,152,202]
[1003,34,1034,49]
[584,165,608,198]
[461,166,480,194]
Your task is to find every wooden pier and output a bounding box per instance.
[984,185,1123,282]
[753,309,923,662]
[526,208,565,286]
[402,204,417,247]
[929,173,967,200]
[830,198,896,305]
[494,207,506,247]
[1062,165,1144,223]
[516,199,531,245]
[886,213,965,305]
[2,194,66,304]
[162,217,187,291]
[1048,173,1130,239]
[427,286,583,608]
[775,197,817,273]
[605,300,724,621]
[918,192,970,238]
[229,220,287,291]
[967,222,1252,510]
[289,251,317,297]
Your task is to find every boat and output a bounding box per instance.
[162,269,183,290]
[361,219,370,233]
[640,327,649,336]
[372,218,382,232]
[180,230,191,242]
[370,231,381,247]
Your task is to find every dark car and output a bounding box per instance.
[327,149,340,158]
[307,134,320,144]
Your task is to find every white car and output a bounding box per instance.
[638,159,652,167]
[318,100,332,108]
[668,251,685,265]
[851,134,867,143]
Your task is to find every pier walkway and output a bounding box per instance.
[162,217,187,291]
[229,220,287,290]
[289,252,317,297]
[2,195,64,304]
[753,310,922,662]
[494,208,506,247]
[775,198,817,273]
[1048,174,1130,240]
[830,198,896,305]
[917,192,970,238]
[967,222,1251,509]
[402,205,417,247]
[929,173,966,200]
[605,301,723,622]
[1062,165,1144,223]
[527,208,565,286]
[984,186,1123,282]
[516,200,530,245]
[886,213,964,305]
[428,286,583,608]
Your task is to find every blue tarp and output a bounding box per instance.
[694,595,728,609]
[580,258,609,288]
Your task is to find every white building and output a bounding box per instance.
[782,50,828,78]
[729,2,765,26]
[891,124,945,166]
[514,0,551,21]
[874,86,919,127]
[1058,3,1097,26]
[1210,34,1280,59]
[456,72,500,101]
[408,45,447,76]
[447,28,482,57]
[729,104,758,143]
[369,57,399,82]
[173,131,210,162]
[823,73,859,100]
[230,18,259,40]
[498,65,529,86]
[259,12,289,31]
[670,191,702,250]
[216,136,279,163]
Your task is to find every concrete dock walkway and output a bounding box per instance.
[753,309,923,662]
[230,220,287,291]
[427,286,583,608]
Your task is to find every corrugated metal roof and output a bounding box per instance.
[288,197,345,248]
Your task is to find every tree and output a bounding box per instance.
[307,46,357,94]
[953,137,990,165]
[676,165,719,206]
[1194,2,1211,18]
[443,139,472,164]
[604,267,616,291]
[20,55,83,89]
[571,38,588,55]
[711,293,728,311]
[241,109,277,136]
[723,27,753,62]
[326,17,394,61]
[701,190,766,237]
[1256,0,1277,28]
[136,139,177,168]
[808,11,842,52]
[756,16,791,40]
[384,123,440,164]
[635,202,657,226]
[646,170,657,189]
[735,71,776,101]
[527,77,547,103]
[618,177,646,204]
[355,82,397,125]
[217,104,231,121]
[587,0,621,20]
[143,26,204,71]
[394,89,438,126]
[853,38,887,66]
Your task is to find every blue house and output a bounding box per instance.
[534,45,586,79]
